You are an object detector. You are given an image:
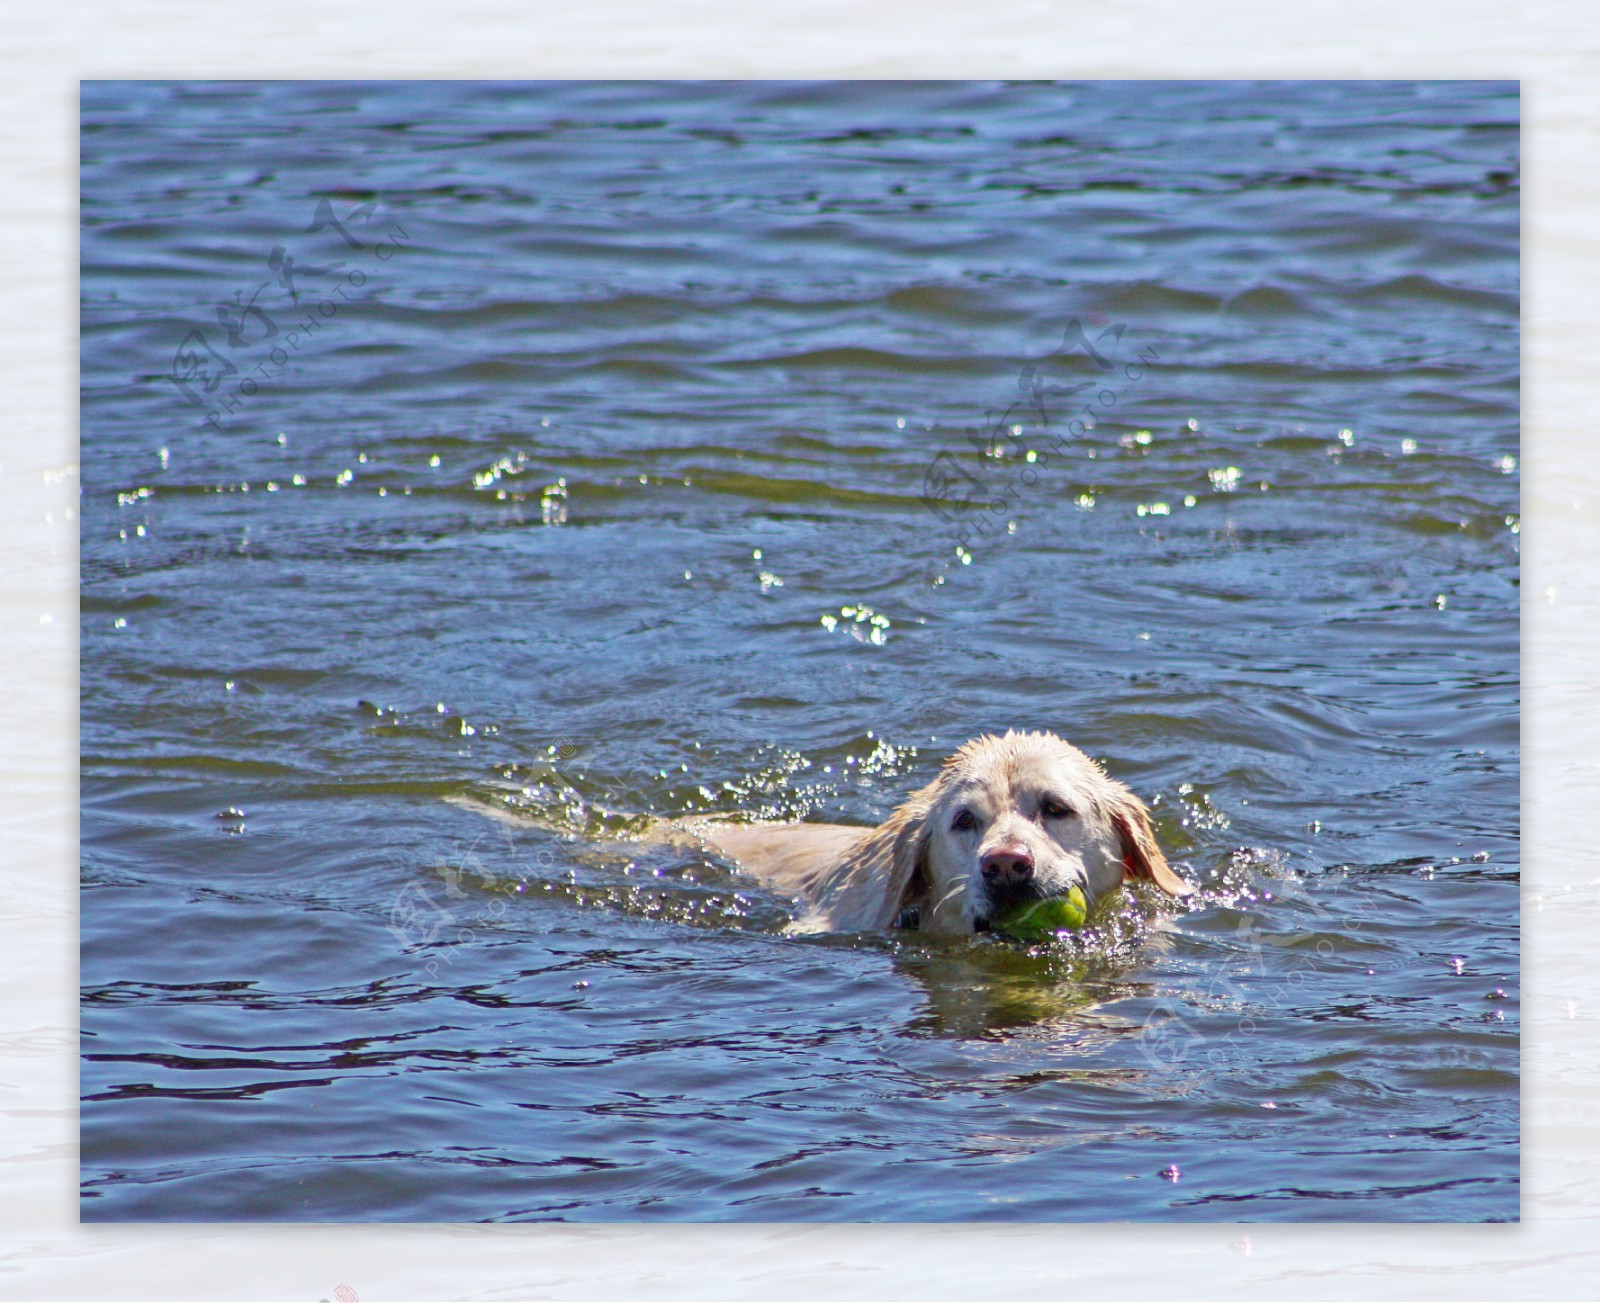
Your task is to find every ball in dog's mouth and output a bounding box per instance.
[990,885,1089,942]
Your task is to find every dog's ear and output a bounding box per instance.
[823,776,938,932]
[1108,786,1192,896]
[880,784,935,929]
[850,777,937,931]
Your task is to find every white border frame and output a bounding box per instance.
[6,3,1592,1298]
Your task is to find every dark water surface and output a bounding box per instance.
[80,80,1519,1222]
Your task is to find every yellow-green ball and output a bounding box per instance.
[995,885,1088,942]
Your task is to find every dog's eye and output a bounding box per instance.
[951,809,978,832]
[1040,797,1073,820]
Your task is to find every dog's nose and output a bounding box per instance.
[980,846,1034,886]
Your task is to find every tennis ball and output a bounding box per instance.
[995,885,1088,942]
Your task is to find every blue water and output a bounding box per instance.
[80,80,1519,1222]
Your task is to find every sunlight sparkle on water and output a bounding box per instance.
[821,604,892,645]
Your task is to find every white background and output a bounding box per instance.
[3,2,1593,1298]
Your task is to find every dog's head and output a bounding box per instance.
[890,730,1191,935]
